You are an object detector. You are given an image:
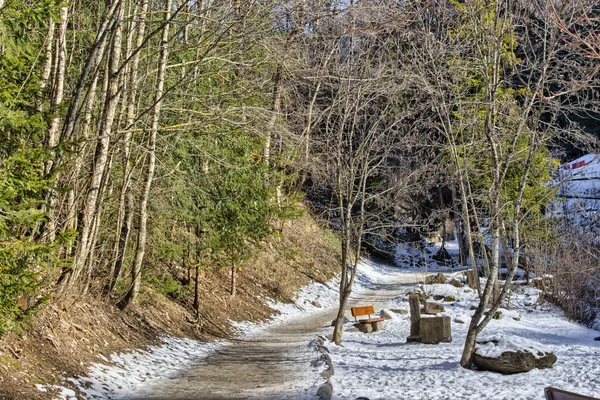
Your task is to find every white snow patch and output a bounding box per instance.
[323,265,600,400]
[476,334,553,359]
[55,272,343,399]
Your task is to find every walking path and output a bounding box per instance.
[134,261,423,400]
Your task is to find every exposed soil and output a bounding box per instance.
[0,209,340,400]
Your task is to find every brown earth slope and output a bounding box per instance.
[0,209,340,400]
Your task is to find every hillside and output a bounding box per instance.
[0,210,340,400]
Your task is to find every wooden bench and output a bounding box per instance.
[545,387,600,400]
[351,305,385,333]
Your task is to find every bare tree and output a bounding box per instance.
[407,0,598,367]
[307,2,423,345]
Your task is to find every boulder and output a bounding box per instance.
[390,308,408,315]
[312,300,322,308]
[331,317,351,326]
[419,316,452,344]
[422,301,445,315]
[380,309,395,320]
[372,320,384,332]
[450,278,464,288]
[354,320,384,333]
[425,272,447,285]
[473,336,557,374]
[355,322,373,333]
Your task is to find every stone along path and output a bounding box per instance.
[133,264,422,400]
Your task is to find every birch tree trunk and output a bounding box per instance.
[108,0,149,294]
[44,5,68,243]
[121,0,172,308]
[61,0,125,295]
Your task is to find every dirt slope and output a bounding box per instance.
[0,208,340,400]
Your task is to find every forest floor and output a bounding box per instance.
[0,208,341,400]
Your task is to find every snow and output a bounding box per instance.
[47,249,600,400]
[475,334,553,359]
[49,274,342,399]
[62,338,223,399]
[325,263,600,400]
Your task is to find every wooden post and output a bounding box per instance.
[407,294,421,342]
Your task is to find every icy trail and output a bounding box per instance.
[133,261,422,400]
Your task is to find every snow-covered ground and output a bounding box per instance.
[45,274,343,399]
[326,266,600,400]
[45,245,600,400]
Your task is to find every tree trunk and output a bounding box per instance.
[122,0,171,307]
[43,5,68,243]
[264,64,282,165]
[38,18,55,110]
[194,262,200,318]
[61,0,125,295]
[332,287,350,346]
[108,0,149,294]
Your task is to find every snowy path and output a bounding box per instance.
[131,261,422,400]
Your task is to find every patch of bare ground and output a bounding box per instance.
[0,208,340,400]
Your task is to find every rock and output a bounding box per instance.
[372,320,384,332]
[470,305,478,310]
[464,289,473,293]
[380,309,395,320]
[450,279,464,288]
[390,308,408,315]
[317,382,333,400]
[355,322,373,333]
[419,316,452,344]
[473,338,557,374]
[311,300,322,308]
[423,301,445,315]
[444,296,456,302]
[331,317,350,326]
[513,316,521,321]
[454,318,465,324]
[355,320,384,333]
[433,295,445,301]
[425,272,447,285]
[531,275,554,290]
[493,311,503,320]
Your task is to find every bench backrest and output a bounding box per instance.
[545,387,599,400]
[351,305,375,318]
